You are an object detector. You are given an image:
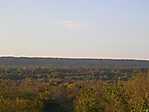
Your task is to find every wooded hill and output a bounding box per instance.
[0,57,149,69]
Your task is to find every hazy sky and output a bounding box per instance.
[0,0,149,59]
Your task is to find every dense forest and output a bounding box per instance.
[0,57,149,81]
[0,57,149,112]
[0,57,149,69]
[0,71,149,112]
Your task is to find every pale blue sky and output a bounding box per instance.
[0,0,148,59]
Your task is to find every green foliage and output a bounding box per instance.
[0,71,149,112]
[104,84,130,112]
[75,87,105,112]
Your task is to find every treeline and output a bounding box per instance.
[0,57,149,69]
[0,71,149,112]
[0,67,147,80]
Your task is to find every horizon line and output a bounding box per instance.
[0,55,149,61]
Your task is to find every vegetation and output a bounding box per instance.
[0,57,149,111]
[0,69,149,112]
[0,57,149,69]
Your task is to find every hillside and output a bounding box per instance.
[0,57,149,69]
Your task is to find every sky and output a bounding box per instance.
[0,0,149,59]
